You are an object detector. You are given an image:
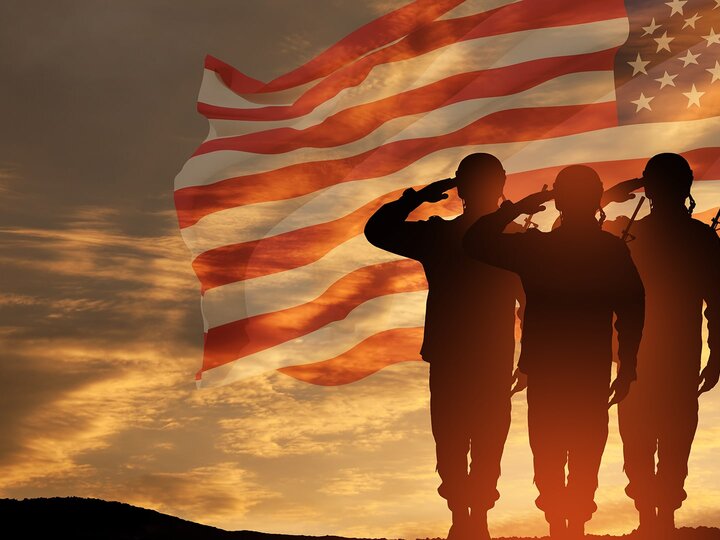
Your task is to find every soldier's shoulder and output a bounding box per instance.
[688,217,720,245]
[688,216,715,231]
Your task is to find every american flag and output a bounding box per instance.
[174,0,720,388]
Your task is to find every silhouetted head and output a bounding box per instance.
[454,153,506,211]
[643,153,694,213]
[553,165,605,224]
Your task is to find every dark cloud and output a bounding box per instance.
[0,0,405,229]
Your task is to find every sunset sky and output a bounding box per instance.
[1,1,719,538]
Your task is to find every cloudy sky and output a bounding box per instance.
[1,1,719,538]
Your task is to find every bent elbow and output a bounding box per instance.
[363,218,381,248]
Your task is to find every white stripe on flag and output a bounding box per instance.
[198,290,428,387]
[197,180,720,335]
[182,116,720,254]
[195,18,627,122]
[204,70,616,160]
[201,235,405,329]
[437,0,521,20]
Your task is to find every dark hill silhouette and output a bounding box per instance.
[0,497,379,540]
[0,497,718,540]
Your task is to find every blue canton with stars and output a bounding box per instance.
[615,0,720,123]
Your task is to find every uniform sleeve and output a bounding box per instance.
[613,241,645,381]
[702,228,720,368]
[462,201,535,273]
[364,189,430,260]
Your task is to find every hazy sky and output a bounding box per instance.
[1,1,719,538]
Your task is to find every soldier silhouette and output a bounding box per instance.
[463,165,645,539]
[364,153,524,540]
[603,153,720,536]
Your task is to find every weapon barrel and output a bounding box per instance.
[711,207,720,230]
[522,184,549,230]
[621,196,646,242]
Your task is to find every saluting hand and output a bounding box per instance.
[514,188,555,216]
[602,177,644,206]
[415,177,456,203]
[698,362,720,396]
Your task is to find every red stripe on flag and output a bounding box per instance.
[205,0,465,95]
[195,49,618,156]
[191,188,409,291]
[192,186,464,292]
[277,327,425,386]
[190,147,720,291]
[177,102,618,229]
[275,309,522,387]
[502,147,720,200]
[200,0,627,121]
[200,259,426,372]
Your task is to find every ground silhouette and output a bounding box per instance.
[0,497,378,540]
[0,497,718,539]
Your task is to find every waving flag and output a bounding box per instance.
[174,0,720,388]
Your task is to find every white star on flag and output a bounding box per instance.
[654,31,674,52]
[628,53,650,75]
[707,61,720,83]
[655,71,678,88]
[679,49,701,67]
[631,92,654,112]
[683,84,705,107]
[684,13,702,29]
[665,0,687,16]
[642,18,661,35]
[702,28,720,46]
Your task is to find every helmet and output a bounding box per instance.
[455,153,504,185]
[553,165,603,212]
[643,153,693,200]
[455,153,506,204]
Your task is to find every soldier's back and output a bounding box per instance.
[419,215,521,368]
[629,214,719,380]
[516,225,635,378]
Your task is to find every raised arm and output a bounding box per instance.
[463,189,553,272]
[364,178,454,259]
[602,177,644,208]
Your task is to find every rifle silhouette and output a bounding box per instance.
[621,196,646,242]
[523,184,549,230]
[711,207,720,231]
